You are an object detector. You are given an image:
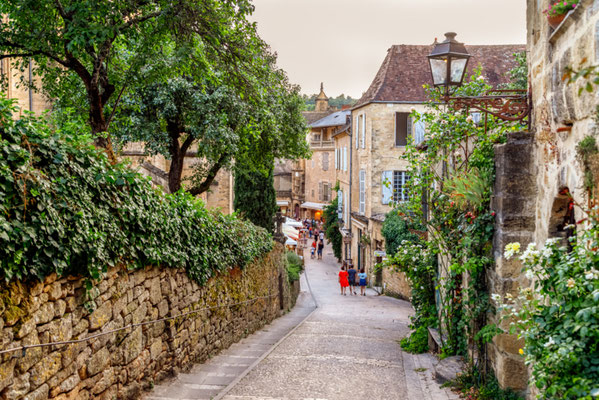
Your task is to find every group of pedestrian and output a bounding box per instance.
[304,218,326,260]
[338,263,367,296]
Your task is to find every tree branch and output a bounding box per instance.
[188,153,229,196]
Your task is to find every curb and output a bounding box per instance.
[213,264,318,400]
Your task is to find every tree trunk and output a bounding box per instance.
[88,85,117,163]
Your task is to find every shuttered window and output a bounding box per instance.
[355,116,359,148]
[334,148,338,169]
[323,182,329,202]
[359,170,366,215]
[343,147,347,171]
[322,152,329,171]
[395,112,412,147]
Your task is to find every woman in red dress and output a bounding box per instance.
[339,266,349,295]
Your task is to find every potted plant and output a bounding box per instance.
[544,0,579,29]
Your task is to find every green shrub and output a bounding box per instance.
[448,366,523,400]
[286,251,302,282]
[399,325,430,354]
[0,98,273,283]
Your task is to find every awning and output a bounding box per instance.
[285,218,303,228]
[283,225,299,240]
[300,202,326,211]
[285,238,298,246]
[277,200,289,206]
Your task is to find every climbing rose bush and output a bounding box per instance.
[497,208,599,399]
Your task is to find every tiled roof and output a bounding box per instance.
[309,110,351,128]
[354,44,526,108]
[302,111,333,125]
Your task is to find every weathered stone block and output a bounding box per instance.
[88,300,112,331]
[3,372,30,400]
[86,347,110,378]
[0,359,17,392]
[22,382,48,400]
[29,352,61,388]
[32,303,54,325]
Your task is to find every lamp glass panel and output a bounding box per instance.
[450,58,468,84]
[429,58,447,86]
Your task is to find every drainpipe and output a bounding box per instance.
[348,128,353,260]
[28,58,33,112]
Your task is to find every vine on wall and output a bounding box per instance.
[0,97,273,284]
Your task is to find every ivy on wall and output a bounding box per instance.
[0,97,273,284]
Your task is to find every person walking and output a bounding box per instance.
[339,265,349,295]
[347,264,357,295]
[319,230,325,243]
[358,269,368,296]
[317,240,324,259]
[311,239,317,259]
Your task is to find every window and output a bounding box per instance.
[323,182,329,202]
[395,112,412,146]
[393,171,410,203]
[381,171,392,205]
[314,133,321,142]
[322,152,329,171]
[359,170,366,215]
[335,148,338,169]
[318,182,323,201]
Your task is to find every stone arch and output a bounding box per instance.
[548,187,576,248]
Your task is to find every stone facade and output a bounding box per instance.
[485,0,599,395]
[120,143,234,214]
[0,245,296,400]
[1,59,51,116]
[527,0,598,242]
[274,159,293,215]
[349,102,423,296]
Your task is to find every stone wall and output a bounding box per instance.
[0,245,296,400]
[527,0,599,243]
[488,132,537,393]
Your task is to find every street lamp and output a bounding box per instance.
[427,32,530,125]
[427,32,470,97]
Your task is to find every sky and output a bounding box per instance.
[250,0,527,98]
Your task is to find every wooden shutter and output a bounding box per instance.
[355,116,359,148]
[359,170,366,215]
[407,115,413,140]
[395,112,409,146]
[414,120,425,145]
[318,182,323,201]
[323,152,329,171]
[361,115,365,148]
[381,171,393,205]
[335,148,338,169]
[343,147,347,171]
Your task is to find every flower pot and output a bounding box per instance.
[548,13,566,29]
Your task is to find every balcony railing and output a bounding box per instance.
[310,140,335,149]
[276,190,292,198]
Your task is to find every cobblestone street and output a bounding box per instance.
[146,248,458,400]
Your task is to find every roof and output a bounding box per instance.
[309,110,351,128]
[302,111,333,125]
[354,44,526,109]
[332,123,351,138]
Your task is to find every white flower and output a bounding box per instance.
[491,293,501,303]
[567,278,576,288]
[544,336,556,348]
[584,268,599,280]
[466,115,473,123]
[519,243,539,265]
[525,269,534,280]
[477,76,485,81]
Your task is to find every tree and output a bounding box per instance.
[233,161,278,233]
[115,43,310,195]
[0,0,260,162]
[323,193,342,261]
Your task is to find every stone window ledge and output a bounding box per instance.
[549,1,586,44]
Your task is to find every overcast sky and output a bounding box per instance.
[251,0,527,98]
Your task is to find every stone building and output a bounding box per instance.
[301,110,350,220]
[120,143,235,214]
[274,159,293,215]
[349,43,524,297]
[0,58,51,115]
[487,0,599,394]
[331,116,352,259]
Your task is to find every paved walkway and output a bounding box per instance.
[146,248,458,400]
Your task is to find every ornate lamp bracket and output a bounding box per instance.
[445,89,531,124]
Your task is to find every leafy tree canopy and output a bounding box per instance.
[0,0,270,161]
